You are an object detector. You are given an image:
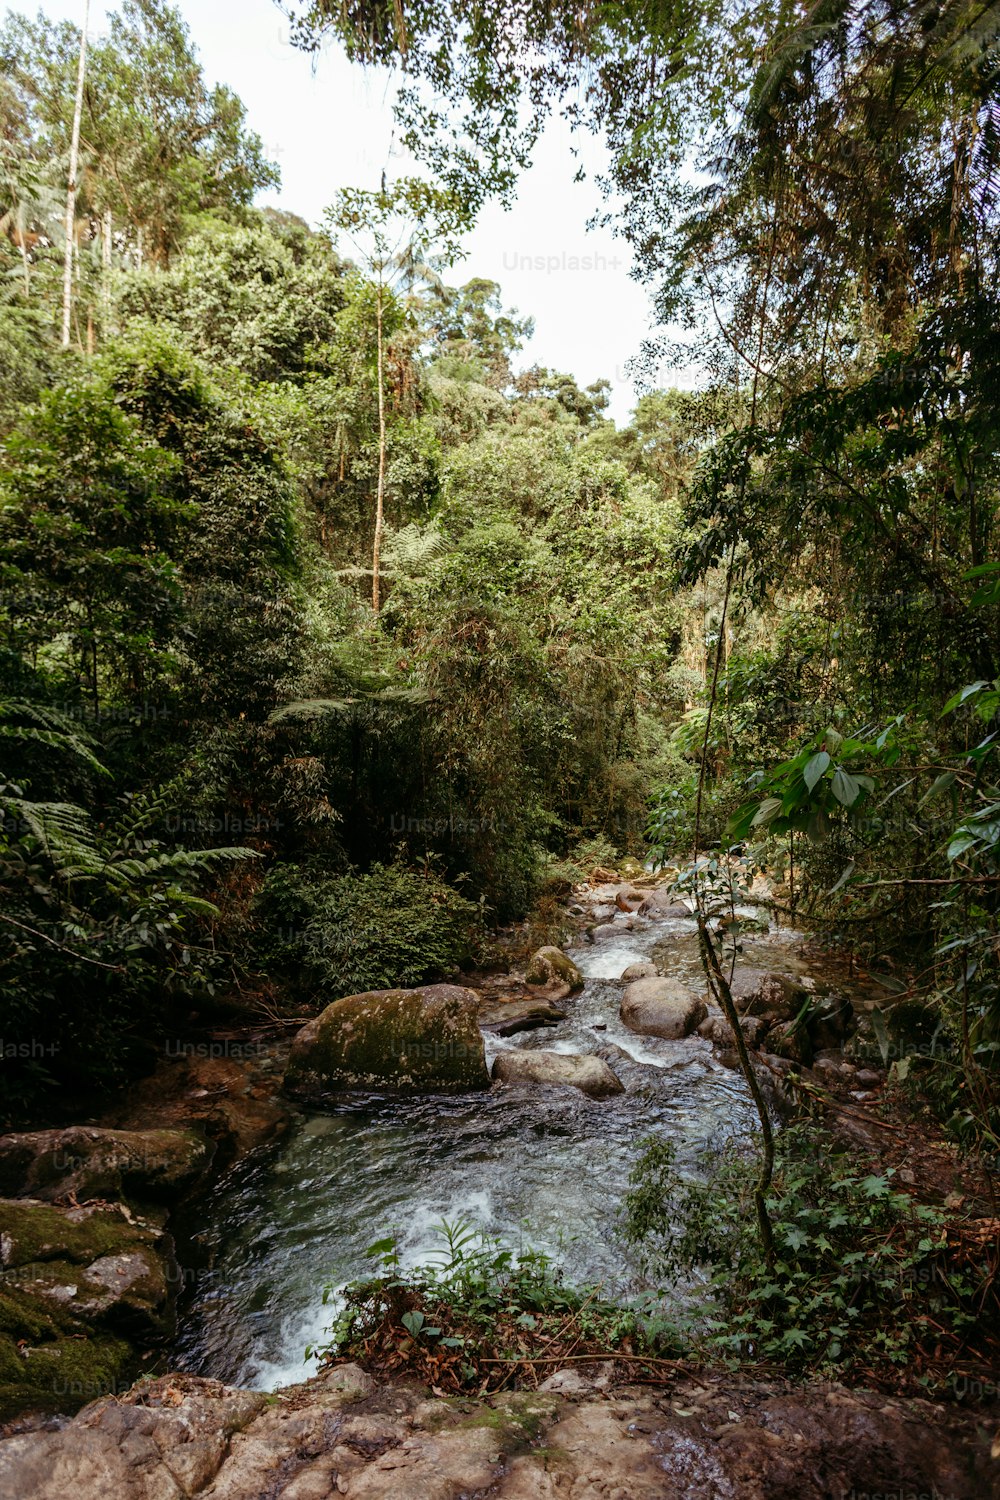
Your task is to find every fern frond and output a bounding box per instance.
[0,699,110,778]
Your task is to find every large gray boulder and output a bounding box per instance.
[620,978,707,1040]
[491,1051,624,1098]
[283,984,489,1098]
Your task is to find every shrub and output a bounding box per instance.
[310,1216,669,1391]
[255,860,485,999]
[621,1124,996,1393]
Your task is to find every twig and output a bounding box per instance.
[0,911,123,970]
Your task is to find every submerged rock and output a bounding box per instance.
[477,996,567,1036]
[283,984,489,1098]
[620,977,707,1039]
[491,1050,624,1098]
[524,947,584,991]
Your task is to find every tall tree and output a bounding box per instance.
[327,175,471,612]
[60,0,88,347]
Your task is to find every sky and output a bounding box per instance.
[29,0,675,423]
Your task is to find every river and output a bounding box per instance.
[173,904,819,1391]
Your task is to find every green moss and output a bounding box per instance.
[284,985,489,1096]
[0,1328,135,1420]
[0,1282,136,1420]
[524,948,584,991]
[454,1394,557,1453]
[0,1199,158,1269]
[0,1200,176,1421]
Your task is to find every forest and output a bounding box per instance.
[0,0,998,1494]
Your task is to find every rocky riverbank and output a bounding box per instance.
[1,1361,996,1499]
[1,862,997,1493]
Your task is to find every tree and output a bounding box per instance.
[1,0,279,290]
[60,0,87,347]
[326,175,472,612]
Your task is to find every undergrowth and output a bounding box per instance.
[622,1124,1000,1396]
[309,1217,681,1393]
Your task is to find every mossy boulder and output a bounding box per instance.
[0,1199,179,1421]
[0,1127,212,1205]
[283,984,489,1099]
[524,947,584,991]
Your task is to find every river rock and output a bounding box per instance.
[620,961,658,981]
[0,1127,212,1205]
[491,1051,624,1098]
[524,947,584,991]
[620,978,707,1039]
[283,984,489,1098]
[477,996,567,1036]
[767,1018,814,1066]
[808,992,854,1049]
[0,1198,179,1420]
[697,1006,769,1049]
[589,916,646,941]
[637,887,692,918]
[729,967,807,1019]
[0,1367,990,1499]
[106,1052,291,1166]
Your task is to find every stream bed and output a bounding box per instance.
[173,907,823,1391]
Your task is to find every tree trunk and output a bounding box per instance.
[102,207,112,334]
[61,0,89,349]
[372,280,387,615]
[18,219,30,298]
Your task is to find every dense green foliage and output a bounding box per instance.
[313,1217,661,1392]
[255,860,485,998]
[0,0,997,1409]
[623,1126,996,1392]
[0,0,699,1122]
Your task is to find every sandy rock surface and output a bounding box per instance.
[1,1367,994,1500]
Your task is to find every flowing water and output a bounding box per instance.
[173,906,821,1392]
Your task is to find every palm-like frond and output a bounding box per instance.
[0,699,110,779]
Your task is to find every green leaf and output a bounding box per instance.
[803,750,830,793]
[941,681,990,716]
[751,796,783,828]
[782,1226,810,1251]
[830,768,861,807]
[826,861,855,895]
[918,771,956,807]
[871,1007,890,1066]
[401,1310,425,1337]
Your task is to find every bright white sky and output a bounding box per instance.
[30,0,677,422]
